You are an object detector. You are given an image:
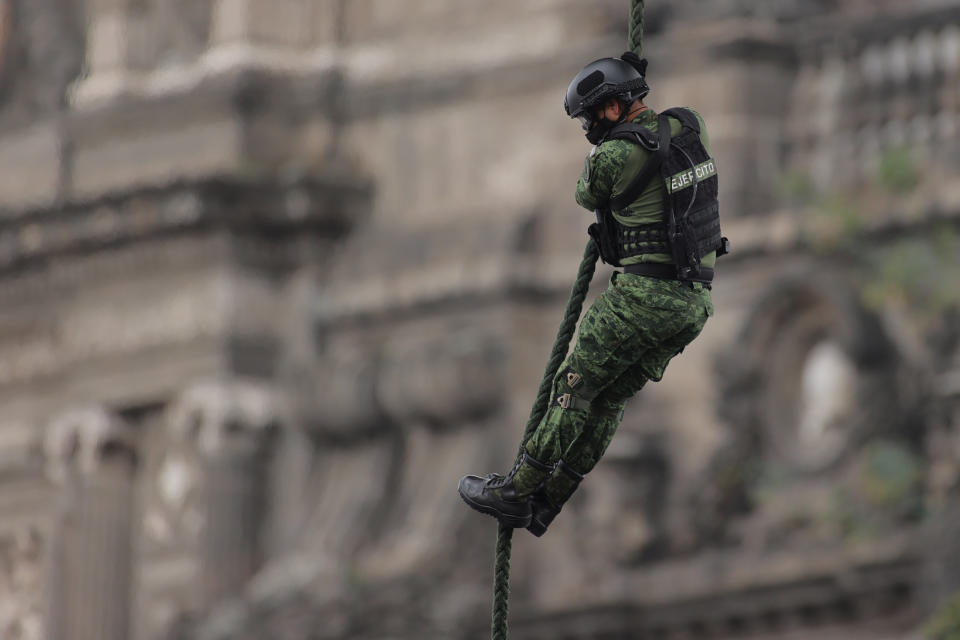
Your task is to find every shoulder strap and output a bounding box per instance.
[609,113,672,211]
[602,123,659,150]
[661,107,699,134]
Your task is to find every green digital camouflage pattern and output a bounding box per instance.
[575,107,717,268]
[524,271,713,502]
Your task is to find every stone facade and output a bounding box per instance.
[0,1,958,639]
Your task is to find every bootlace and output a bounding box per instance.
[487,457,523,488]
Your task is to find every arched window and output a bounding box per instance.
[795,341,857,462]
[716,273,904,474]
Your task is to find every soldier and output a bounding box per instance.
[459,54,727,536]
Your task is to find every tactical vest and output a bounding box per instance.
[587,108,729,282]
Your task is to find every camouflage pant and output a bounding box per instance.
[525,271,714,478]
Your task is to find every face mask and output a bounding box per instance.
[585,117,617,145]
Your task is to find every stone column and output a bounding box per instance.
[43,406,138,640]
[166,380,277,608]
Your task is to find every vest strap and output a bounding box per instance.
[661,107,700,133]
[603,123,659,150]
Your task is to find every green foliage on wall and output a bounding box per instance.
[926,592,960,640]
[803,192,864,251]
[778,169,819,207]
[780,164,960,320]
[829,440,924,540]
[876,147,919,194]
[861,227,960,322]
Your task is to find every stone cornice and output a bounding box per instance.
[797,4,960,54]
[723,205,960,264]
[309,205,960,328]
[0,174,368,274]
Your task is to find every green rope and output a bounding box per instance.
[517,239,602,451]
[491,523,513,640]
[628,0,645,55]
[491,239,599,640]
[489,3,643,638]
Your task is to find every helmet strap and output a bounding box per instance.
[585,118,616,145]
[584,99,630,145]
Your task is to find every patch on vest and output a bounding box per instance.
[666,159,717,194]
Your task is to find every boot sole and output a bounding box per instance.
[458,484,532,528]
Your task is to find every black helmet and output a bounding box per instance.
[564,56,650,130]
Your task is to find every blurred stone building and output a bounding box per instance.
[0,1,959,639]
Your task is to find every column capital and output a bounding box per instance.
[166,379,280,456]
[44,406,135,482]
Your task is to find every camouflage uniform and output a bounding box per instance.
[519,108,715,529]
[458,107,716,533]
[522,272,713,503]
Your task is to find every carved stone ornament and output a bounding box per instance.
[44,406,135,482]
[717,269,904,473]
[0,178,362,273]
[692,268,917,549]
[166,380,280,456]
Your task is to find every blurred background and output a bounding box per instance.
[1,0,960,639]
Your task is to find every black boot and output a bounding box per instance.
[458,452,553,528]
[526,459,583,537]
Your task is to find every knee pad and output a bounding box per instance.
[552,367,597,412]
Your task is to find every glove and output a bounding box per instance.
[620,51,648,76]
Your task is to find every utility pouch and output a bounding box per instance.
[589,207,622,266]
[674,220,702,278]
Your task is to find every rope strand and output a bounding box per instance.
[491,239,600,640]
[491,524,513,640]
[628,0,645,55]
[519,239,601,450]
[489,3,642,636]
